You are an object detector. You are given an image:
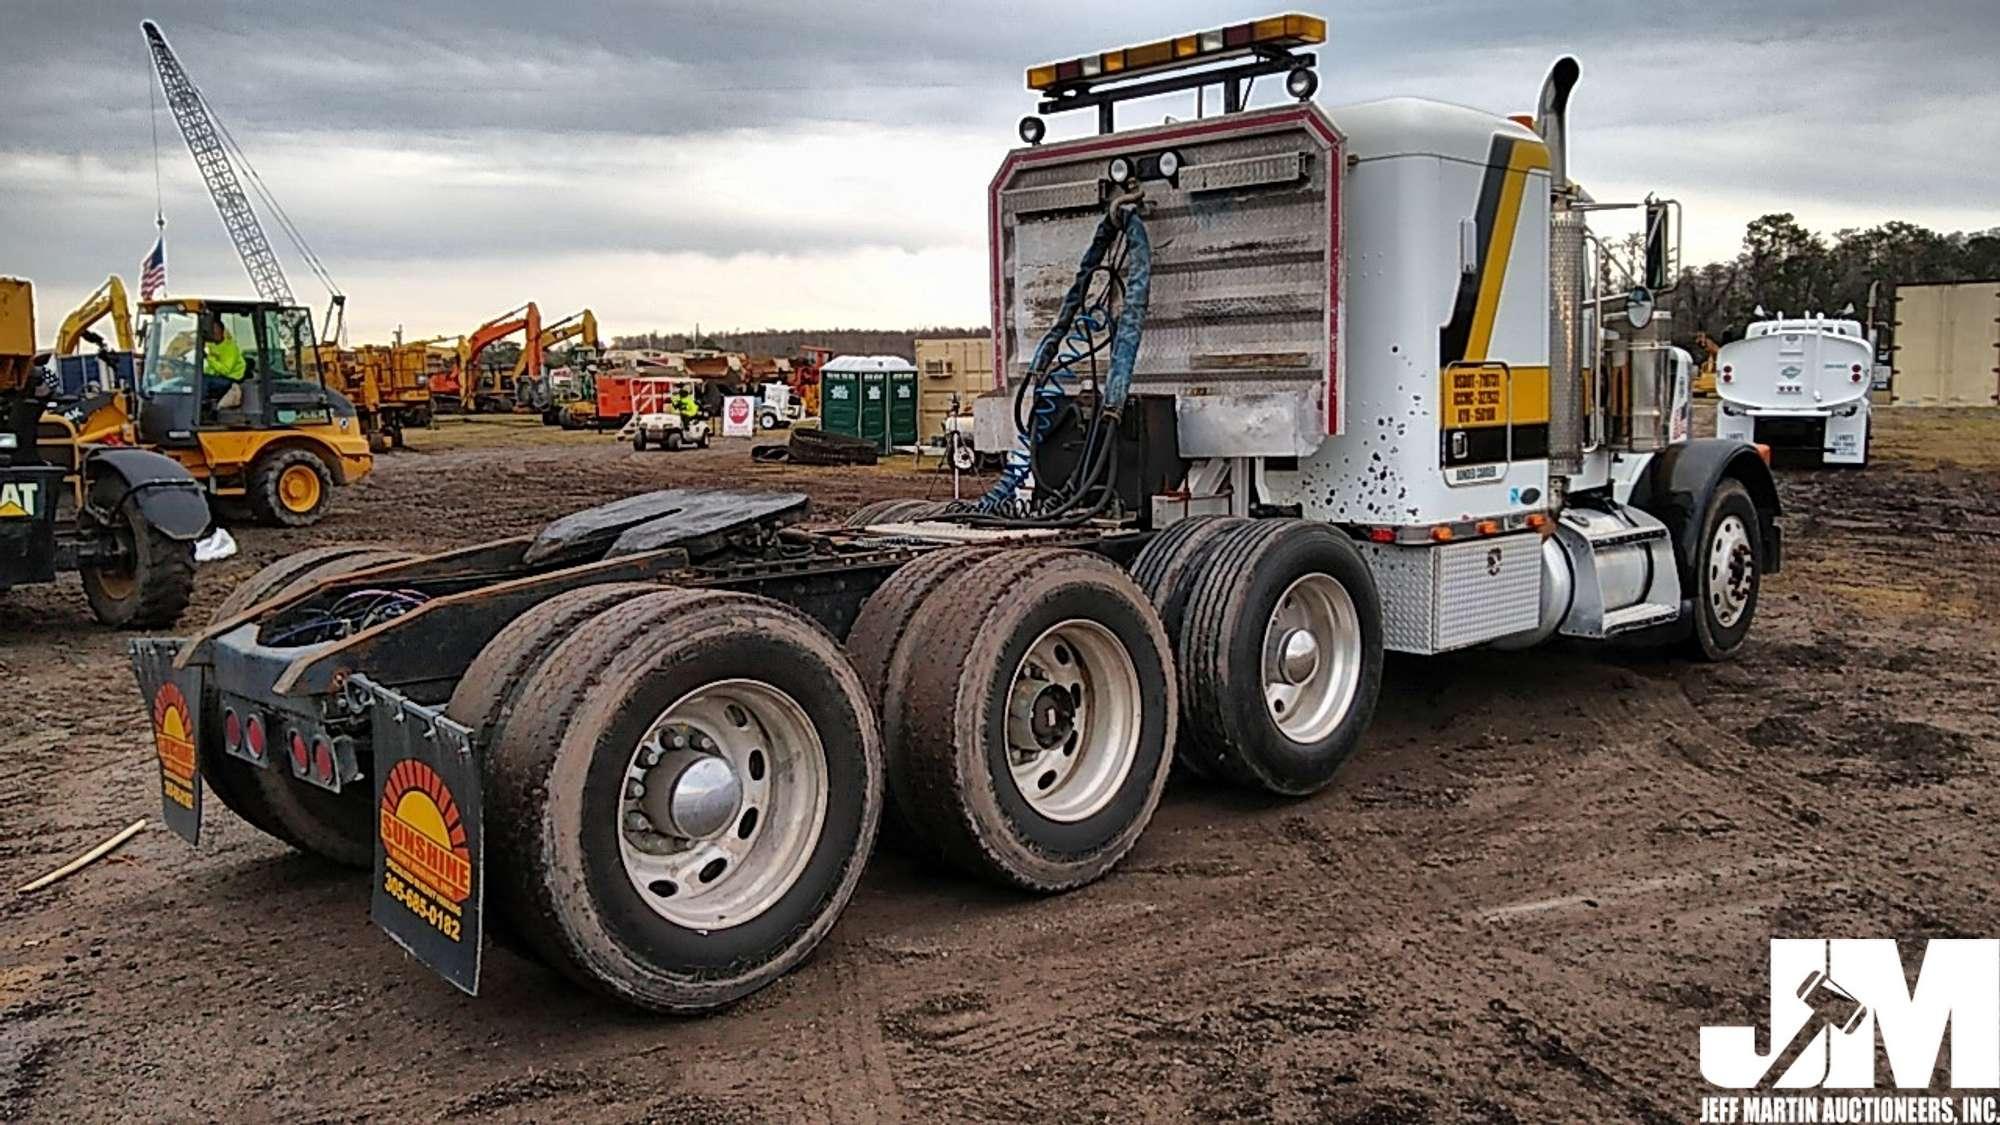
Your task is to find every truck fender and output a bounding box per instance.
[1625,438,1782,580]
[84,447,212,541]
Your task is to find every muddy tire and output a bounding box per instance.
[79,478,196,629]
[1683,479,1762,662]
[209,548,416,865]
[888,549,1174,892]
[447,582,669,752]
[633,431,648,452]
[484,589,881,1013]
[1177,520,1383,796]
[843,498,939,527]
[1129,516,1252,777]
[842,499,903,527]
[845,547,994,849]
[446,582,672,959]
[248,448,334,527]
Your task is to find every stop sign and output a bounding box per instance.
[726,398,751,425]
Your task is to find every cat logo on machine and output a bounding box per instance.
[0,480,40,519]
[151,682,198,810]
[379,759,474,942]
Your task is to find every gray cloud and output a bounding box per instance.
[4,0,1998,331]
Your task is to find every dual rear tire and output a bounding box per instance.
[451,586,882,1013]
[849,549,1176,892]
[1131,517,1385,796]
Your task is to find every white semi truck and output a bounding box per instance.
[1715,313,1874,465]
[134,14,1780,1014]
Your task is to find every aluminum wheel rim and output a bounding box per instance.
[1709,514,1755,628]
[1262,573,1362,744]
[617,679,827,930]
[1004,619,1141,823]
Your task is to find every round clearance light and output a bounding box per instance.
[1286,66,1319,101]
[1018,116,1046,146]
[1157,150,1181,178]
[1107,156,1132,183]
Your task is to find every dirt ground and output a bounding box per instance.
[3,408,1998,1123]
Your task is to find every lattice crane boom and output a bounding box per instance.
[142,19,295,305]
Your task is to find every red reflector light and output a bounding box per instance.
[245,714,266,760]
[1368,527,1395,543]
[1224,22,1254,47]
[312,739,335,784]
[289,730,308,772]
[223,709,242,752]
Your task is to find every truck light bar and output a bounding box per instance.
[1026,13,1326,92]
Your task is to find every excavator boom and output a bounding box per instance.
[55,276,135,354]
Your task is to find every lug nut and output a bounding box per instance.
[668,732,687,750]
[623,811,651,833]
[639,745,664,768]
[626,779,646,800]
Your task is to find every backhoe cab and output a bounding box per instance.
[133,297,372,525]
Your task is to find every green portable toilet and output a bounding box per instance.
[821,355,918,453]
[821,363,861,440]
[860,370,887,451]
[888,368,918,448]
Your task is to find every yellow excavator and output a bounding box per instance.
[1693,331,1720,396]
[55,275,136,355]
[514,309,602,424]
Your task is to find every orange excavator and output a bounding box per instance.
[433,303,542,412]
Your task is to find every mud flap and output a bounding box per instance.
[129,638,203,845]
[350,675,484,996]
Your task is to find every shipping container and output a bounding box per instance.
[913,336,995,441]
[1893,280,2000,407]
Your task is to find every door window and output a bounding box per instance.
[142,308,201,395]
[260,307,323,388]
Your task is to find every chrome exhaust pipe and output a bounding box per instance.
[1539,57,1585,476]
[1536,57,1579,195]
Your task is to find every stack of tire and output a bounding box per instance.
[785,427,877,467]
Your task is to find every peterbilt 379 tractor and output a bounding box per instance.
[132,15,1779,1013]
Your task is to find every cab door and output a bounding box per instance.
[134,306,204,447]
[255,306,334,429]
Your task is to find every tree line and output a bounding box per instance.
[604,214,2000,364]
[608,326,987,360]
[1671,214,2000,353]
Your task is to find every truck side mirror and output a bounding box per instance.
[1643,199,1675,292]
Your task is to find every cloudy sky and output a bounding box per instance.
[5,1,1997,344]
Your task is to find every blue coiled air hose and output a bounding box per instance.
[977,197,1150,514]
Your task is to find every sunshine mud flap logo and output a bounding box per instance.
[1697,939,2000,1123]
[367,691,483,995]
[129,639,203,845]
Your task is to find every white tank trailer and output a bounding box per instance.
[1715,315,1874,465]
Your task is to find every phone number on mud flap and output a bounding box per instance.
[384,869,463,943]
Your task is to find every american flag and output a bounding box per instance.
[138,237,166,300]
